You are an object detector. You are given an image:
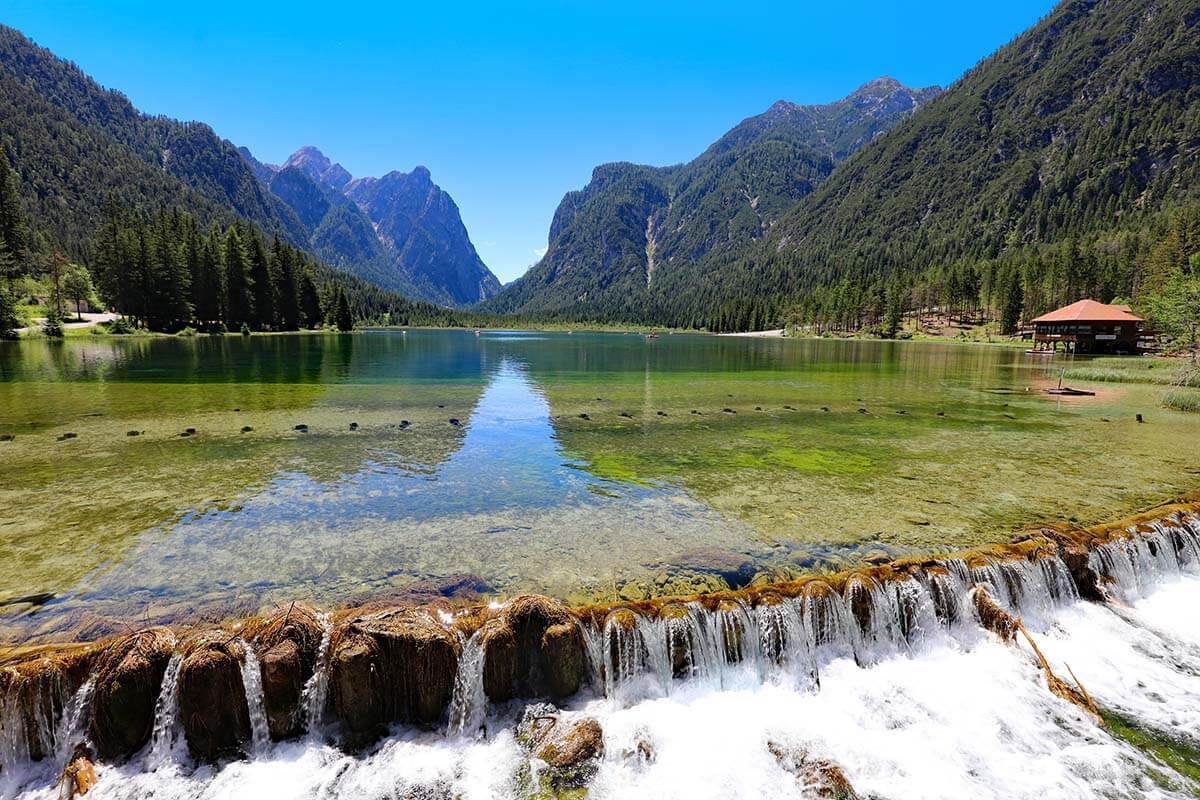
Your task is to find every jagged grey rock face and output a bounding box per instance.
[344,165,502,306]
[480,77,940,318]
[282,146,353,193]
[241,144,502,308]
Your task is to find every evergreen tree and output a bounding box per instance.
[883,279,904,338]
[999,269,1024,335]
[0,282,19,338]
[334,286,355,332]
[248,230,275,330]
[298,271,322,328]
[0,155,26,273]
[223,226,255,329]
[272,238,301,331]
[148,214,190,330]
[192,227,225,329]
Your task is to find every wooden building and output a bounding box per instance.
[1030,299,1144,354]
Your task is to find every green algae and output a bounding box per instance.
[1101,708,1200,790]
[2,332,1200,637]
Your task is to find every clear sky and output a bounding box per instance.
[5,0,1054,283]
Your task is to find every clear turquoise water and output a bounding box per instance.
[1,330,1197,642]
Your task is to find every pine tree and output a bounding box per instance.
[334,286,355,331]
[223,226,255,329]
[298,271,322,328]
[191,227,225,329]
[0,281,20,339]
[149,213,190,330]
[1000,269,1024,335]
[883,279,904,338]
[272,238,301,331]
[0,155,26,273]
[248,230,275,330]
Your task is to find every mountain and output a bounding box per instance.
[479,78,940,320]
[722,0,1200,311]
[0,24,478,329]
[282,146,352,192]
[244,145,502,307]
[0,25,309,255]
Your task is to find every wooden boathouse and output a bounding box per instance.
[1030,299,1144,355]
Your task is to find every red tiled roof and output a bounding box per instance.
[1030,299,1143,324]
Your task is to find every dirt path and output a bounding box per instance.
[17,311,118,334]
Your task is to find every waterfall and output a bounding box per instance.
[1090,517,1200,601]
[147,653,183,769]
[579,552,1093,708]
[0,666,72,775]
[2,511,1200,799]
[447,631,488,738]
[300,611,333,736]
[53,678,94,766]
[239,642,271,755]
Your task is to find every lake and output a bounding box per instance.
[1,330,1197,642]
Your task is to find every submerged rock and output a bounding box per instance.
[178,635,251,762]
[670,547,758,588]
[481,595,585,702]
[250,603,326,740]
[88,628,175,761]
[330,608,460,746]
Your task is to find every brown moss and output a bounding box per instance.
[971,587,1018,642]
[481,596,584,703]
[248,603,325,740]
[517,704,604,791]
[5,497,1197,744]
[330,607,459,747]
[87,628,175,761]
[0,647,96,764]
[178,634,251,762]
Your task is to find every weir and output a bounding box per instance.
[0,500,1198,797]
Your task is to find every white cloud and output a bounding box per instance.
[533,247,548,259]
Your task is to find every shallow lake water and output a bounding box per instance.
[0,330,1197,641]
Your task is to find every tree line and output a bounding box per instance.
[92,203,352,333]
[777,206,1200,350]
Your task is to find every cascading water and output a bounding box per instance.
[1090,517,1200,601]
[238,642,271,755]
[146,653,183,770]
[299,611,333,736]
[447,631,488,738]
[3,515,1200,799]
[52,678,93,766]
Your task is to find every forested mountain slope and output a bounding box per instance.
[0,25,308,256]
[694,0,1200,327]
[479,78,939,320]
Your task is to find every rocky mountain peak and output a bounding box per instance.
[283,146,353,192]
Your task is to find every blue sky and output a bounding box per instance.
[6,0,1053,283]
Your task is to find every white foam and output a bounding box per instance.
[6,550,1200,799]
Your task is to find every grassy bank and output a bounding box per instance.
[1062,357,1200,413]
[1064,357,1200,387]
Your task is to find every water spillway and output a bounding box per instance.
[1,502,1199,798]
